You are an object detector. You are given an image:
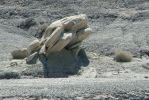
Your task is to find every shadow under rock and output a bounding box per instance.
[39,49,89,78]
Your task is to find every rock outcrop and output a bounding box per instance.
[12,14,92,59]
[11,14,92,77]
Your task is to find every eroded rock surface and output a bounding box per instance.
[11,14,92,77]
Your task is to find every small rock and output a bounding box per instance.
[0,71,21,79]
[124,71,129,73]
[145,92,149,96]
[26,52,39,64]
[10,62,18,66]
[29,97,38,100]
[75,96,84,100]
[144,76,149,79]
[93,95,109,100]
[18,18,36,29]
[42,99,49,100]
[11,48,28,59]
[112,72,118,75]
[144,96,149,100]
[93,95,102,100]
[87,52,99,59]
[3,97,19,100]
[142,63,149,70]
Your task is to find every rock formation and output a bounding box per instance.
[12,14,92,61]
[11,14,92,77]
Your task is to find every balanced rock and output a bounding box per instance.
[38,14,91,55]
[11,14,92,77]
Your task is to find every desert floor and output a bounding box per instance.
[1,0,149,99]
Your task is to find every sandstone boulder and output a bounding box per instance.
[11,48,28,59]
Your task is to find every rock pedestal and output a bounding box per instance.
[39,49,89,77]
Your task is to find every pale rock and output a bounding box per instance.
[27,39,40,54]
[11,48,28,59]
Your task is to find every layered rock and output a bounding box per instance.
[11,14,92,77]
[12,14,92,60]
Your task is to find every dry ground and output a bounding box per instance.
[1,0,149,99]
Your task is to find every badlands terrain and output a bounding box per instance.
[1,0,149,99]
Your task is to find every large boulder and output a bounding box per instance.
[39,49,89,78]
